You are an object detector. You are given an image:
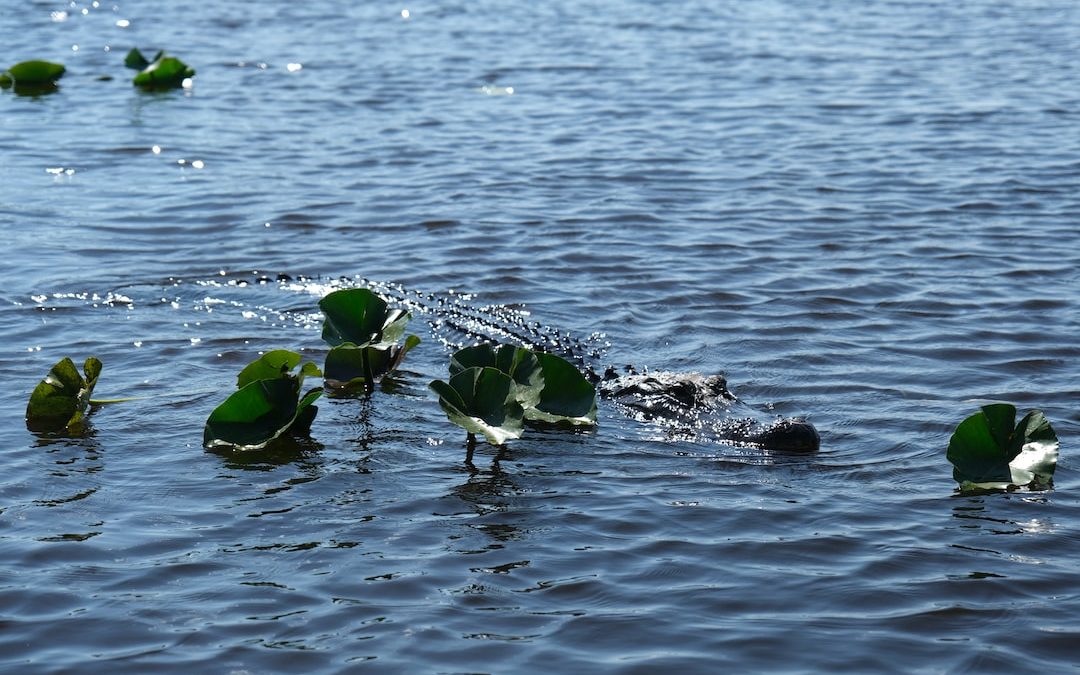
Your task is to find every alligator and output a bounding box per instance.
[329,276,821,454]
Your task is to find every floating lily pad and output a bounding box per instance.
[0,60,66,88]
[132,53,194,89]
[430,367,524,446]
[26,356,101,432]
[204,379,322,450]
[947,403,1059,490]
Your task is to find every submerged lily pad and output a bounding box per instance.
[324,336,420,393]
[204,379,322,450]
[947,403,1059,490]
[132,53,194,89]
[430,367,524,446]
[0,60,66,88]
[26,356,101,432]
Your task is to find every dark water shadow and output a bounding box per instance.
[208,435,324,471]
[7,82,60,97]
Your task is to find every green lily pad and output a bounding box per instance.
[947,403,1059,490]
[319,289,416,394]
[133,54,195,89]
[26,356,102,432]
[430,367,524,446]
[526,352,597,426]
[0,60,66,88]
[204,379,322,450]
[319,288,409,348]
[124,48,163,71]
[236,349,321,389]
[449,343,543,409]
[324,335,420,393]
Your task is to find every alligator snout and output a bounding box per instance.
[749,417,821,454]
[598,369,820,453]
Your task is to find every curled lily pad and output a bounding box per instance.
[324,335,420,394]
[236,349,320,389]
[0,60,66,88]
[124,48,163,71]
[319,288,409,348]
[132,54,195,89]
[204,379,322,450]
[527,352,597,426]
[450,343,543,409]
[430,367,524,446]
[946,403,1059,490]
[319,288,416,393]
[26,356,101,432]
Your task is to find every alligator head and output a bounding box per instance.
[598,368,820,453]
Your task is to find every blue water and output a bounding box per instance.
[2,1,1079,672]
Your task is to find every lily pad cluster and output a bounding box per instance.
[318,288,420,394]
[125,48,195,89]
[429,343,597,450]
[25,357,101,432]
[946,403,1059,491]
[203,350,323,450]
[201,288,420,449]
[0,60,65,94]
[2,50,195,96]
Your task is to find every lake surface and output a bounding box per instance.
[3,1,1079,672]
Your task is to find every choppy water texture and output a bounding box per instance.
[3,1,1079,672]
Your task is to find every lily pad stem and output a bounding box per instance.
[465,432,476,464]
[362,351,375,394]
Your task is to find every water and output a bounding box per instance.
[2,1,1079,671]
